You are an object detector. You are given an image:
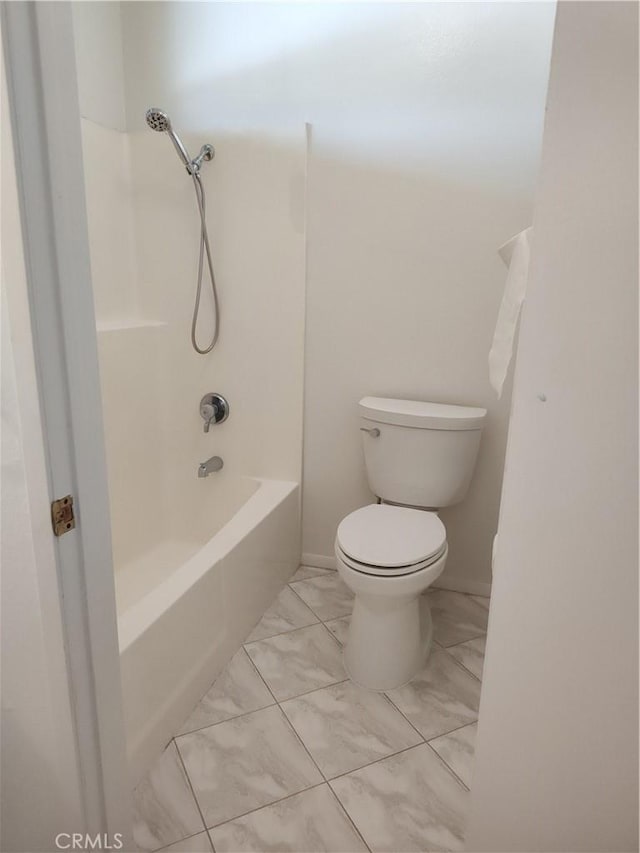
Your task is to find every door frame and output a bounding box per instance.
[2,1,130,840]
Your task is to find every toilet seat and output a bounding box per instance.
[336,504,447,576]
[336,542,447,577]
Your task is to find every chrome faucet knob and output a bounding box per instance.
[200,394,229,432]
[201,402,216,432]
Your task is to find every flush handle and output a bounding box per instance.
[360,427,380,437]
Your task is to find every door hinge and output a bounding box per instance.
[51,494,75,536]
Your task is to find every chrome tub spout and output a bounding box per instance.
[198,456,223,478]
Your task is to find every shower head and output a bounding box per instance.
[145,107,172,133]
[145,106,215,174]
[145,106,191,168]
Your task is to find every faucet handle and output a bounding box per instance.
[200,401,216,432]
[200,393,229,432]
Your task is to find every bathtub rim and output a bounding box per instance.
[117,476,298,653]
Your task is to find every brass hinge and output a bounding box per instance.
[51,494,75,536]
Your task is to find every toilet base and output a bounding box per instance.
[343,592,434,691]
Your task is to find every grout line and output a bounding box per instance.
[286,577,337,617]
[288,579,354,623]
[204,781,327,831]
[151,827,214,853]
[175,647,280,738]
[242,618,329,649]
[317,617,346,649]
[242,648,348,723]
[437,644,484,683]
[287,580,332,620]
[172,739,210,841]
[379,691,426,745]
[276,703,329,783]
[175,672,350,735]
[278,677,351,704]
[206,829,216,853]
[243,644,281,705]
[242,586,321,644]
[424,739,471,792]
[382,674,480,745]
[242,616,321,645]
[426,718,479,744]
[325,783,372,853]
[440,632,487,649]
[291,565,334,581]
[175,700,279,739]
[327,742,425,784]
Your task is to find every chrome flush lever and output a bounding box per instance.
[360,427,380,437]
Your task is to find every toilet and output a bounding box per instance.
[335,396,486,691]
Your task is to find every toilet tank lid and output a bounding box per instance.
[359,397,487,430]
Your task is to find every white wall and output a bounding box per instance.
[72,1,126,132]
[119,1,555,591]
[1,48,85,850]
[72,2,167,574]
[300,3,555,588]
[466,2,638,849]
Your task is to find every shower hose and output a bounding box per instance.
[190,171,220,354]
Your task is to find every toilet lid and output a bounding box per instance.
[336,504,446,568]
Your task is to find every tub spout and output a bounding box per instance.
[198,455,223,477]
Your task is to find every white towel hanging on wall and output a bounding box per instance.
[489,227,532,398]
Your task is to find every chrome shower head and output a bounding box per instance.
[145,106,214,173]
[145,106,191,167]
[145,108,171,133]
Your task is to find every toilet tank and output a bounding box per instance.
[359,397,487,508]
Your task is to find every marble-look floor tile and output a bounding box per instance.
[331,743,468,852]
[209,784,368,853]
[427,589,489,647]
[470,594,490,610]
[386,650,481,740]
[290,573,354,621]
[446,636,486,681]
[156,832,213,852]
[176,705,322,828]
[323,615,350,646]
[245,586,319,642]
[429,723,478,789]
[133,742,204,851]
[289,565,335,582]
[245,624,346,701]
[281,680,422,778]
[178,649,274,734]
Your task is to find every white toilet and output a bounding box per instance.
[335,396,486,691]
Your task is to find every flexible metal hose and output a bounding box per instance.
[190,172,220,354]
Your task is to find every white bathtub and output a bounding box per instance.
[116,477,300,783]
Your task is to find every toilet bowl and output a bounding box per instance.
[335,504,447,690]
[335,396,486,691]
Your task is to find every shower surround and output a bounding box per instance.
[73,4,307,780]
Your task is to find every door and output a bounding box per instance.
[2,2,131,847]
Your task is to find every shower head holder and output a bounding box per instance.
[189,144,215,174]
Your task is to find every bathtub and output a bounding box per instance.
[116,477,300,783]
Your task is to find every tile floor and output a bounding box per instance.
[133,566,489,853]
